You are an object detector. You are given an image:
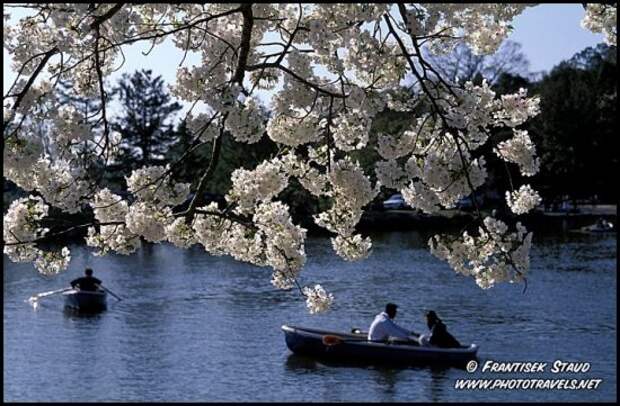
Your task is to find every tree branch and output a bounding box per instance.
[181,114,227,221]
[7,47,59,114]
[90,3,125,30]
[231,3,254,85]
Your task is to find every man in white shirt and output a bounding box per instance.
[368,303,418,342]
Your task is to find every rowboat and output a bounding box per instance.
[63,289,107,312]
[580,222,615,233]
[282,325,478,366]
[570,222,616,235]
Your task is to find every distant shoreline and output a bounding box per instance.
[28,205,616,245]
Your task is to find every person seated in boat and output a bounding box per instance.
[368,303,419,342]
[595,218,607,229]
[417,311,461,348]
[70,268,103,292]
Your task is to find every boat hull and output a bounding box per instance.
[63,290,107,312]
[282,325,477,366]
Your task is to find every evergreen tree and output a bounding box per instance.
[111,69,182,171]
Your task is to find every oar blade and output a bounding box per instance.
[98,285,122,301]
[25,287,71,309]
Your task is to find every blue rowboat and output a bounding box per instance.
[580,223,615,233]
[63,289,107,312]
[282,325,478,366]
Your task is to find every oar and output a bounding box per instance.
[323,330,421,347]
[322,334,368,346]
[351,327,419,339]
[26,287,73,309]
[96,284,122,301]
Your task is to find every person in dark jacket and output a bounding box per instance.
[421,311,461,348]
[70,268,102,292]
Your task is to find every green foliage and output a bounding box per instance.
[528,43,617,203]
[168,126,278,196]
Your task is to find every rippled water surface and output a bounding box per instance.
[4,231,616,401]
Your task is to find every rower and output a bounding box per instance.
[368,303,419,342]
[418,310,462,348]
[70,268,103,292]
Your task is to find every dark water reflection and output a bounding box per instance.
[3,231,616,401]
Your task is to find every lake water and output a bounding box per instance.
[3,231,617,402]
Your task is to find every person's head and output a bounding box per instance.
[385,303,398,319]
[85,268,93,277]
[426,310,440,328]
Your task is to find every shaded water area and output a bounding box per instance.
[3,230,617,401]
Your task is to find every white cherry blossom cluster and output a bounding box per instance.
[254,201,307,280]
[444,81,497,148]
[126,165,191,207]
[328,158,378,211]
[419,4,532,55]
[30,157,91,214]
[266,113,320,147]
[402,180,442,214]
[51,106,91,147]
[581,4,617,46]
[494,88,541,128]
[125,202,173,243]
[90,188,128,223]
[186,113,219,143]
[377,130,418,160]
[193,202,267,271]
[331,109,372,151]
[33,247,71,276]
[5,108,92,214]
[3,195,50,263]
[3,134,44,189]
[506,184,542,215]
[85,188,143,255]
[302,284,335,314]
[495,129,540,177]
[314,158,375,235]
[192,200,307,291]
[224,98,266,144]
[429,217,533,289]
[344,31,406,88]
[192,203,233,256]
[3,195,71,275]
[313,158,377,261]
[442,81,540,149]
[375,159,409,190]
[332,234,373,261]
[297,166,330,198]
[399,136,487,213]
[165,217,197,249]
[86,224,141,256]
[228,159,289,214]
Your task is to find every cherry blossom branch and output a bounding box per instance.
[384,8,528,288]
[181,114,227,221]
[47,7,244,82]
[247,63,345,98]
[6,47,59,114]
[4,221,124,246]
